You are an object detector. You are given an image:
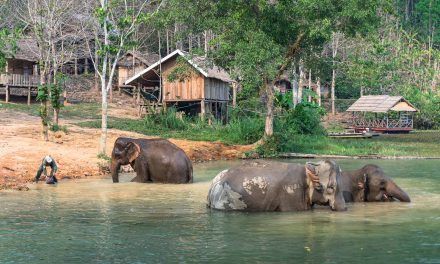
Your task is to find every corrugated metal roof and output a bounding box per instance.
[125,49,233,85]
[346,95,417,113]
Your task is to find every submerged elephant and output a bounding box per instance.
[340,164,410,203]
[111,137,193,183]
[207,160,346,212]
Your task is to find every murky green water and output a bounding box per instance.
[1,159,439,263]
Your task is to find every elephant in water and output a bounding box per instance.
[207,160,346,212]
[111,137,193,183]
[340,164,410,203]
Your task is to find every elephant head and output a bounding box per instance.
[306,160,346,211]
[111,138,141,183]
[359,165,410,202]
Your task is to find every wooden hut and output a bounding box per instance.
[0,38,40,104]
[125,49,232,120]
[117,51,159,88]
[346,95,417,133]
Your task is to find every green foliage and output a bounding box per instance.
[166,57,195,82]
[144,108,189,130]
[36,84,49,102]
[0,28,20,69]
[50,124,68,133]
[276,103,326,136]
[338,18,440,128]
[97,153,111,161]
[50,74,66,110]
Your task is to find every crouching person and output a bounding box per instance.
[35,156,58,184]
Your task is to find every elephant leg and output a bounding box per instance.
[131,159,151,183]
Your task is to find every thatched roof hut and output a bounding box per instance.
[346,95,417,113]
[346,95,417,133]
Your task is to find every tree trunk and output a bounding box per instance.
[331,32,339,115]
[94,44,99,91]
[316,77,321,106]
[232,82,237,108]
[331,68,336,115]
[99,80,108,155]
[264,81,274,138]
[204,30,208,54]
[298,61,304,104]
[40,70,49,141]
[308,69,312,102]
[166,29,170,54]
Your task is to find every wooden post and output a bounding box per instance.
[84,58,89,74]
[136,85,141,104]
[200,99,205,119]
[27,87,31,105]
[232,82,237,108]
[74,58,78,75]
[316,77,321,106]
[5,85,9,103]
[5,61,9,103]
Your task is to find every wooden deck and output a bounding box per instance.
[348,117,414,133]
[0,73,40,87]
[1,74,40,104]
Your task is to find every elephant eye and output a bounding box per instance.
[326,185,335,194]
[314,183,324,193]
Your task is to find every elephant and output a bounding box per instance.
[340,164,410,203]
[207,160,347,212]
[110,137,193,183]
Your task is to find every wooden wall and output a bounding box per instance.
[162,58,230,102]
[7,59,36,75]
[162,59,205,101]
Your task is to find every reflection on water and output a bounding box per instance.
[0,159,439,263]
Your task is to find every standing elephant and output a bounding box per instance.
[340,164,410,203]
[111,137,193,183]
[207,160,346,212]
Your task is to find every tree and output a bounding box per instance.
[162,0,384,140]
[9,0,86,139]
[84,0,162,155]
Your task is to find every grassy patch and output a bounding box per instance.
[0,102,40,116]
[59,103,101,120]
[280,131,440,157]
[0,102,101,120]
[77,117,262,145]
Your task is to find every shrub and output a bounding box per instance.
[144,108,189,130]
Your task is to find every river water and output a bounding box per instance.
[0,159,439,263]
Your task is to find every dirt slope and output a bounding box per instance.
[0,110,253,190]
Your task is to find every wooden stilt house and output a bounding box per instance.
[125,49,232,121]
[0,38,40,104]
[346,95,418,133]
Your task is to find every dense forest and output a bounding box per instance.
[0,0,439,154]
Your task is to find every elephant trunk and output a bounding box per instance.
[111,160,121,183]
[386,181,411,202]
[331,190,347,211]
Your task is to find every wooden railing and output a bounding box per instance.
[0,74,40,87]
[349,118,413,129]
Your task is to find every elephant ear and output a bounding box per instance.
[357,174,367,190]
[125,142,141,163]
[305,162,321,186]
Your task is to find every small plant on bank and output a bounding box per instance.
[97,153,111,161]
[50,124,69,133]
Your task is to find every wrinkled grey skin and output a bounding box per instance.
[207,160,346,212]
[340,164,410,203]
[111,137,193,183]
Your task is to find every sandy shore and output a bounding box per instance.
[0,109,252,190]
